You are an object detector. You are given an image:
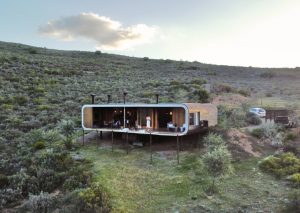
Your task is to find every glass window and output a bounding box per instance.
[189,113,195,125]
[197,112,201,125]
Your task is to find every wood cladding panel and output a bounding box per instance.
[83,107,93,128]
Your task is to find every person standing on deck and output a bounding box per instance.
[146,115,151,128]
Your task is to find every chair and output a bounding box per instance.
[180,124,188,132]
[167,122,175,131]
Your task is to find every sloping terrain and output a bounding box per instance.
[1,41,300,212]
[1,41,300,132]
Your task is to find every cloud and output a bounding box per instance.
[38,13,158,50]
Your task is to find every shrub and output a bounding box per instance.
[37,168,63,192]
[284,132,297,142]
[260,71,275,78]
[44,130,62,148]
[192,88,210,103]
[13,95,29,106]
[25,129,45,145]
[26,191,53,213]
[58,119,75,140]
[37,105,50,111]
[261,123,285,147]
[251,128,264,139]
[202,133,232,194]
[79,183,110,212]
[32,141,46,150]
[27,48,38,54]
[214,83,234,93]
[58,119,75,149]
[283,141,299,155]
[203,145,232,194]
[190,78,207,85]
[291,173,300,187]
[203,133,225,150]
[37,151,73,172]
[284,190,300,212]
[259,152,300,177]
[229,108,247,128]
[238,89,251,97]
[0,188,23,208]
[246,112,262,125]
[95,50,102,55]
[8,170,33,197]
[265,92,273,97]
[0,174,9,187]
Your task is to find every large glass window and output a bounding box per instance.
[189,113,195,125]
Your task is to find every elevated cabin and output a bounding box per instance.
[82,103,217,136]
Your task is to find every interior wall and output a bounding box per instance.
[172,108,185,127]
[83,107,93,128]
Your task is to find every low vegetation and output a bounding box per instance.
[202,133,232,194]
[0,41,299,212]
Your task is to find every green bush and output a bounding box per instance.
[214,83,234,93]
[238,89,251,97]
[203,133,225,150]
[95,50,102,55]
[283,141,299,155]
[202,133,232,194]
[246,112,262,125]
[260,71,275,78]
[291,173,300,186]
[251,128,264,139]
[13,95,29,105]
[190,78,207,85]
[27,48,38,54]
[284,190,300,212]
[259,153,300,177]
[37,168,63,192]
[37,105,50,111]
[285,132,297,142]
[217,105,247,129]
[192,88,210,103]
[0,174,9,187]
[79,183,110,212]
[32,141,45,150]
[26,191,53,213]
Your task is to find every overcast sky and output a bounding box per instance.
[1,0,300,67]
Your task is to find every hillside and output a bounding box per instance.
[1,41,300,130]
[1,41,300,212]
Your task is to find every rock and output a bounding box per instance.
[132,141,144,147]
[72,154,85,161]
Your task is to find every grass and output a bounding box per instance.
[1,41,299,211]
[255,97,300,109]
[78,143,291,212]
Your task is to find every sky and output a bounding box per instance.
[0,0,300,68]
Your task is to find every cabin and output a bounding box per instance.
[82,103,217,136]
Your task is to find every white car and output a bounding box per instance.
[249,107,266,117]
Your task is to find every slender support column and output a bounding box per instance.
[100,131,103,139]
[180,136,183,151]
[150,132,152,164]
[82,129,85,146]
[126,132,129,154]
[111,130,114,152]
[96,131,99,150]
[176,134,180,165]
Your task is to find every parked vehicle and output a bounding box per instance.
[249,107,266,117]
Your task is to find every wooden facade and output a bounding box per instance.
[82,103,217,136]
